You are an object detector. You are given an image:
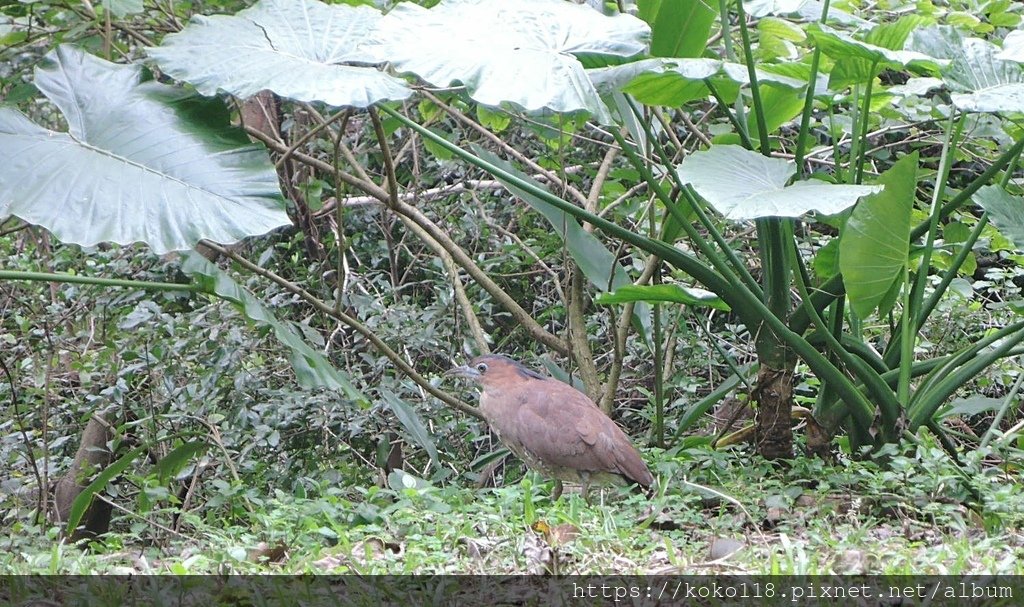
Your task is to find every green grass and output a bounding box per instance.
[3,437,1023,575]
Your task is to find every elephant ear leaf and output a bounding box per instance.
[676,145,881,220]
[975,185,1024,250]
[839,152,918,319]
[146,0,410,108]
[0,45,288,255]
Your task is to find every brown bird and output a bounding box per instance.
[447,354,654,502]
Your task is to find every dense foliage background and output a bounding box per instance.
[2,0,1024,574]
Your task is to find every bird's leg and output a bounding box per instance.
[581,476,592,506]
[551,479,564,501]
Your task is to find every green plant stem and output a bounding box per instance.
[910,113,965,314]
[794,0,831,177]
[706,80,753,149]
[846,84,860,185]
[623,97,761,296]
[0,270,200,292]
[718,0,736,62]
[854,59,879,184]
[794,49,823,178]
[907,320,1024,429]
[897,263,913,408]
[910,136,1024,242]
[734,0,770,154]
[789,239,893,439]
[652,263,664,448]
[368,107,400,205]
[756,218,792,367]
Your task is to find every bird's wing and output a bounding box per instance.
[511,380,653,487]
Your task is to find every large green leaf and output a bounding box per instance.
[909,26,1024,114]
[975,185,1024,249]
[0,46,289,255]
[823,16,933,88]
[147,0,410,108]
[675,145,881,221]
[371,0,650,123]
[595,284,730,311]
[839,152,918,319]
[938,395,1002,419]
[638,0,717,59]
[744,0,867,26]
[808,23,944,84]
[181,252,363,398]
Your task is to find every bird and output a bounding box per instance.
[447,354,654,502]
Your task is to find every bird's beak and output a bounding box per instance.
[445,365,481,380]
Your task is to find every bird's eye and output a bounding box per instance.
[475,362,488,374]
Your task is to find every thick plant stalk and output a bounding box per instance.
[54,413,114,542]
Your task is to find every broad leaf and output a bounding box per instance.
[909,26,1024,113]
[808,23,944,77]
[744,0,867,26]
[822,16,933,88]
[0,46,289,255]
[639,0,717,59]
[181,252,364,399]
[380,389,440,469]
[147,0,410,108]
[975,185,1024,250]
[675,146,881,221]
[839,152,918,319]
[371,0,650,123]
[998,30,1024,62]
[595,284,730,311]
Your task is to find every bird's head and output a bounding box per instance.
[446,354,546,387]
